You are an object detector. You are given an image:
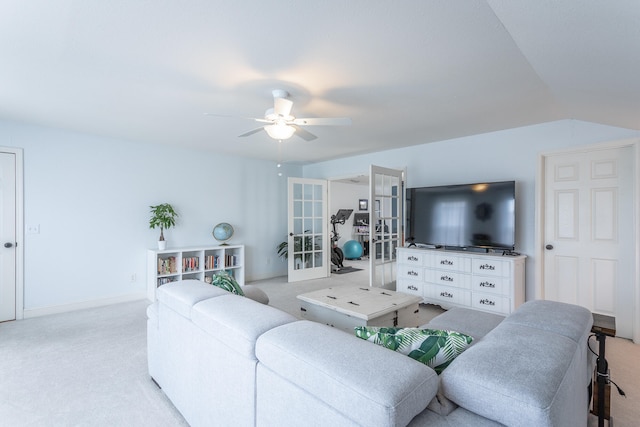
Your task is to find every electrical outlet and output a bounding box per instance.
[26,224,40,234]
[130,273,137,283]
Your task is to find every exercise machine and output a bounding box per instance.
[330,209,353,270]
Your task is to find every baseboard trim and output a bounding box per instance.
[22,292,147,319]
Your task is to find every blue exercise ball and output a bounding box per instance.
[342,240,363,259]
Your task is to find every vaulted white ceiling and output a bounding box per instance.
[1,1,638,164]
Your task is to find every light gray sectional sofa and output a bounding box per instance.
[147,280,595,427]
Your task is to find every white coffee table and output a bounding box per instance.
[297,285,422,333]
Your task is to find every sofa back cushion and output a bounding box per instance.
[256,321,438,427]
[191,294,296,359]
[157,280,228,318]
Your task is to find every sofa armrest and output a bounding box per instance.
[256,321,438,427]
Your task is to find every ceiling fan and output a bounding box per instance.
[209,90,351,141]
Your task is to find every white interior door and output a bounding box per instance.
[287,177,329,282]
[1,152,17,322]
[369,165,404,289]
[542,145,635,339]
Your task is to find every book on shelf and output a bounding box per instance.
[225,254,237,267]
[205,255,221,270]
[158,256,177,275]
[182,256,200,272]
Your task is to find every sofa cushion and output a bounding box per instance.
[257,321,438,427]
[354,327,473,374]
[441,322,579,426]
[502,299,592,344]
[210,271,245,296]
[191,294,296,359]
[157,280,228,318]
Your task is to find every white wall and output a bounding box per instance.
[0,119,299,314]
[304,120,640,300]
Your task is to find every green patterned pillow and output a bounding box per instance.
[209,271,244,296]
[354,327,473,374]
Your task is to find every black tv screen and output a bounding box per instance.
[406,181,515,250]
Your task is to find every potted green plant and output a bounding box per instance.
[277,241,288,260]
[276,234,321,263]
[149,203,178,250]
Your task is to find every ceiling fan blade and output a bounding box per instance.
[238,127,265,137]
[204,113,270,123]
[292,125,317,141]
[274,97,293,117]
[292,117,352,126]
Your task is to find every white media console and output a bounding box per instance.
[396,247,526,316]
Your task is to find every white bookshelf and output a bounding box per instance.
[147,244,245,301]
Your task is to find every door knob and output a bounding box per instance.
[289,232,294,236]
[545,244,554,250]
[4,242,13,248]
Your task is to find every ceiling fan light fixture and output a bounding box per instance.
[265,123,295,140]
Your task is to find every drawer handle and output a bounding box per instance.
[479,281,495,288]
[440,291,453,298]
[407,284,418,291]
[440,275,453,282]
[407,270,419,276]
[407,256,418,261]
[479,299,495,306]
[478,264,496,270]
[440,259,454,265]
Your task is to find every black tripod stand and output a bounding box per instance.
[591,313,621,427]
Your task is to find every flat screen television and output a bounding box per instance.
[406,181,516,251]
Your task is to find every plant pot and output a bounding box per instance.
[158,240,167,250]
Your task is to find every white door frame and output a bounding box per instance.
[535,138,640,343]
[0,146,24,321]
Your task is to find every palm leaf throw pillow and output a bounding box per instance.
[209,271,244,296]
[354,327,473,374]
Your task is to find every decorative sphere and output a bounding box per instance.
[212,222,234,243]
[342,240,363,259]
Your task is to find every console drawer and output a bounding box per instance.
[431,254,472,272]
[471,293,510,314]
[471,276,509,296]
[397,279,423,298]
[398,250,426,266]
[472,258,508,277]
[398,264,424,281]
[427,285,471,306]
[428,270,471,289]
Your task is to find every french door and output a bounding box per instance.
[369,165,404,289]
[287,178,329,282]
